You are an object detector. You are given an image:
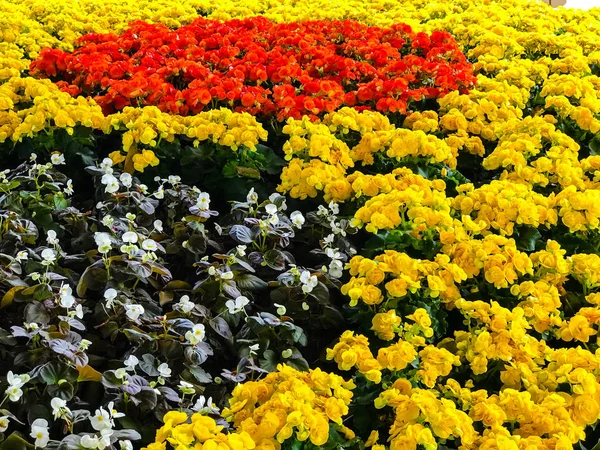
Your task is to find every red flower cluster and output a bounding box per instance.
[31,17,476,120]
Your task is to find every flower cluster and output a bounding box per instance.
[31,18,475,120]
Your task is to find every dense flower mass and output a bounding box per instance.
[3,0,600,450]
[30,17,476,120]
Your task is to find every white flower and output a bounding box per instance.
[249,343,259,357]
[247,188,259,204]
[290,211,305,228]
[90,407,112,431]
[220,271,234,280]
[192,395,220,415]
[104,288,118,308]
[236,245,247,256]
[125,213,136,222]
[79,339,92,351]
[124,355,139,371]
[168,175,181,185]
[31,272,41,281]
[268,214,279,226]
[0,416,9,433]
[326,248,342,260]
[323,234,335,245]
[16,251,28,262]
[157,363,172,378]
[177,295,195,314]
[115,368,127,380]
[101,215,114,227]
[226,296,250,315]
[5,385,23,402]
[119,440,134,450]
[30,418,49,448]
[274,303,286,316]
[101,174,119,194]
[51,153,65,165]
[329,259,344,278]
[265,203,278,215]
[30,153,38,162]
[153,219,163,232]
[7,371,29,388]
[300,270,318,293]
[74,304,84,319]
[41,248,56,265]
[185,324,206,345]
[64,179,74,196]
[100,158,113,174]
[141,239,157,251]
[154,185,165,199]
[60,293,75,309]
[107,401,125,419]
[139,184,149,194]
[80,435,100,449]
[47,230,59,245]
[122,231,138,244]
[178,380,195,395]
[281,349,293,359]
[119,173,132,188]
[51,397,71,420]
[328,201,339,215]
[125,304,144,321]
[317,205,329,216]
[197,192,211,211]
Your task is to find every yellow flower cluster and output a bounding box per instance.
[223,364,355,448]
[142,411,255,450]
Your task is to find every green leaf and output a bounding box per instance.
[235,274,268,291]
[516,227,542,252]
[0,432,35,450]
[39,361,78,385]
[187,365,212,384]
[229,225,253,244]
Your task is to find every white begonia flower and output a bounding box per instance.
[125,213,136,222]
[153,219,163,232]
[125,304,144,321]
[328,201,339,214]
[122,231,138,244]
[323,234,335,245]
[100,158,113,174]
[114,368,127,380]
[74,304,84,319]
[5,385,23,402]
[178,380,195,395]
[80,435,100,449]
[185,324,206,345]
[300,270,318,293]
[47,230,59,245]
[326,248,342,260]
[249,343,259,357]
[247,188,259,204]
[101,174,119,194]
[64,179,74,196]
[119,440,134,450]
[7,371,29,388]
[236,245,247,256]
[154,185,165,199]
[124,355,139,371]
[168,175,181,185]
[329,259,344,278]
[119,173,132,188]
[196,192,210,211]
[41,248,56,265]
[31,272,41,281]
[317,205,329,216]
[274,303,286,316]
[265,203,278,215]
[207,266,216,276]
[94,232,112,253]
[104,288,118,308]
[30,418,49,448]
[90,407,112,431]
[16,251,28,262]
[220,271,233,280]
[60,292,75,309]
[51,153,65,165]
[192,395,220,415]
[281,349,293,359]
[0,416,9,433]
[101,215,114,227]
[177,295,195,314]
[157,363,171,378]
[79,339,92,351]
[141,239,158,251]
[290,211,305,228]
[268,215,279,226]
[51,397,71,420]
[139,184,149,194]
[226,296,250,315]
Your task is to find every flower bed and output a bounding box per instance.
[1,0,600,450]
